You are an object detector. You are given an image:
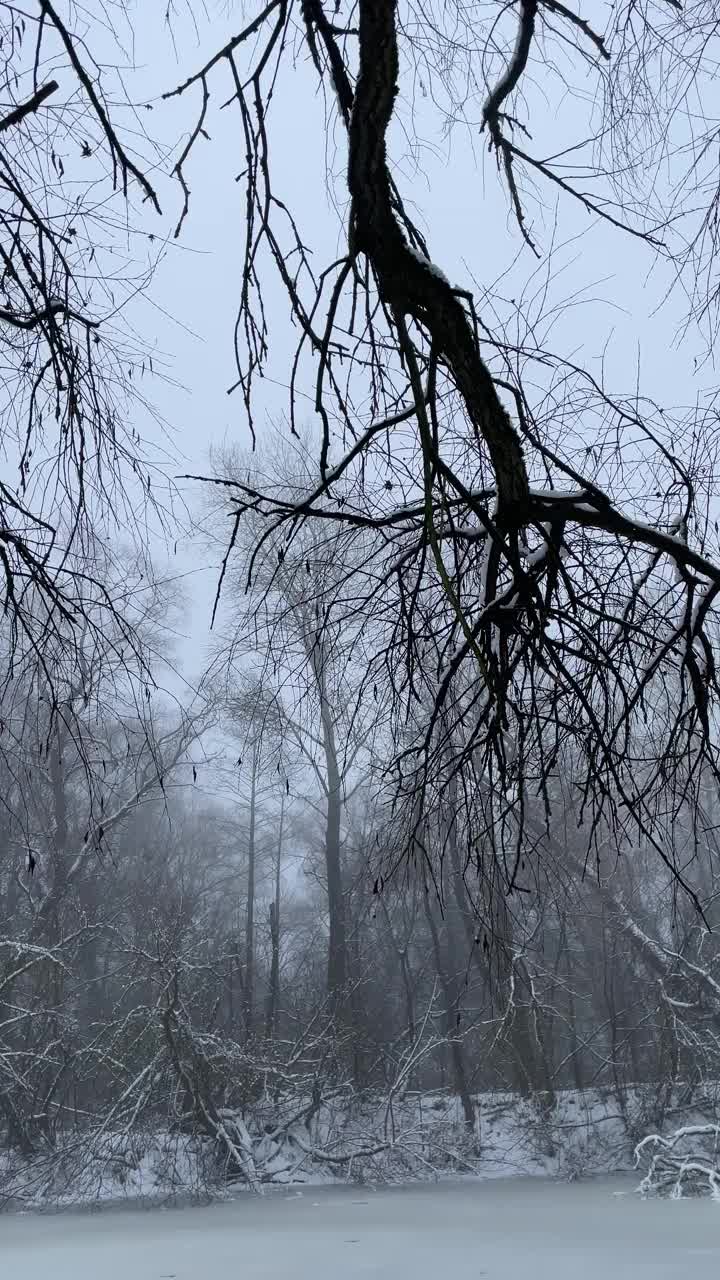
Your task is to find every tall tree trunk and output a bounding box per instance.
[444,785,549,1097]
[304,618,348,1002]
[565,944,585,1093]
[44,720,70,949]
[379,892,416,1045]
[0,1092,35,1156]
[315,673,347,1000]
[265,793,283,1040]
[493,888,553,1100]
[422,883,476,1133]
[443,800,543,1099]
[244,741,258,1035]
[448,821,481,969]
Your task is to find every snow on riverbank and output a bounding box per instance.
[0,1086,657,1211]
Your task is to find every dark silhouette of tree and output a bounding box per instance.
[170,2,720,893]
[0,2,165,750]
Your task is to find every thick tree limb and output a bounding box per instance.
[0,80,58,133]
[482,0,538,134]
[540,1,609,60]
[341,0,529,515]
[0,301,97,331]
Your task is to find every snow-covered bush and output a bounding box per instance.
[635,1124,720,1199]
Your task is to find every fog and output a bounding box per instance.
[1,6,720,1273]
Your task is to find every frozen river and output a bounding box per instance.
[2,1176,719,1279]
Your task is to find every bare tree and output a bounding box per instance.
[168,2,720,894]
[220,675,291,1035]
[0,2,172,802]
[206,443,374,1004]
[0,649,209,1155]
[8,2,720,1202]
[265,789,284,1040]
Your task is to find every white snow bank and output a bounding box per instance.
[0,1086,644,1211]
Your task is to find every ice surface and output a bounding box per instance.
[2,1177,719,1280]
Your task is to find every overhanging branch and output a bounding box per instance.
[0,80,58,133]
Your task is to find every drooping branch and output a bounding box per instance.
[39,0,160,211]
[540,0,609,60]
[482,0,538,134]
[338,0,529,516]
[0,1,166,731]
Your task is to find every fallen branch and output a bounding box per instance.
[635,1124,720,1198]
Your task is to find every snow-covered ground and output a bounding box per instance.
[0,1088,639,1207]
[2,1177,719,1279]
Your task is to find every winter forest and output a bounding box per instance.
[4,0,720,1237]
